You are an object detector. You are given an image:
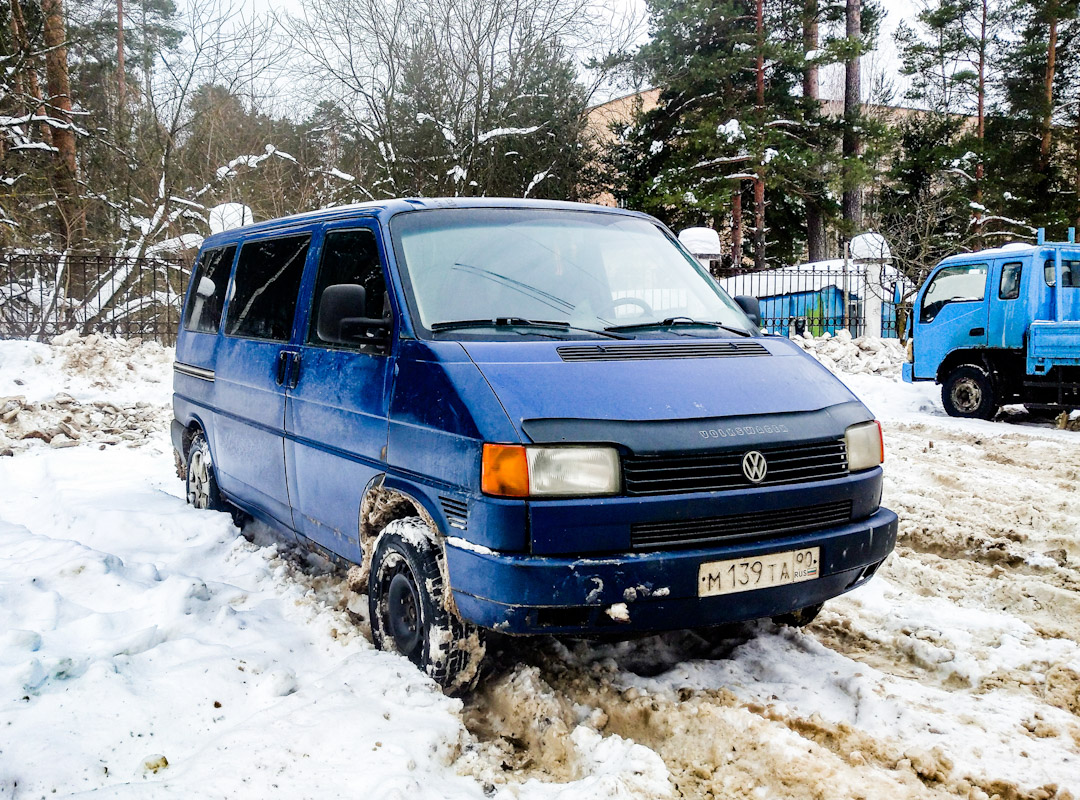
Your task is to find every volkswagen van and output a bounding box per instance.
[172,198,897,692]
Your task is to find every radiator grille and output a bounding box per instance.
[630,500,853,550]
[557,341,769,362]
[439,496,468,531]
[623,438,848,496]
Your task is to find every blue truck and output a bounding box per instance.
[172,198,898,692]
[903,231,1080,419]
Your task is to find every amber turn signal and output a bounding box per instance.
[481,443,530,497]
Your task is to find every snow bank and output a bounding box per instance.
[0,331,173,405]
[0,332,173,456]
[794,329,906,377]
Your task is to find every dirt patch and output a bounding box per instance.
[461,638,1079,800]
[0,395,169,455]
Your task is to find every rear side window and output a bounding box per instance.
[1043,259,1080,287]
[308,228,388,349]
[226,235,310,341]
[183,245,234,333]
[999,262,1022,300]
[920,264,987,322]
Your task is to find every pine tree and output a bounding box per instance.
[610,0,838,267]
[893,0,1003,245]
[988,0,1080,233]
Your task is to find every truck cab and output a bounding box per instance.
[903,233,1080,418]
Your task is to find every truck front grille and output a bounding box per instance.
[630,500,853,550]
[622,438,848,496]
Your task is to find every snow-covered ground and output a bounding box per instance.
[1,334,1078,799]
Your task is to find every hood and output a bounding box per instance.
[461,336,868,450]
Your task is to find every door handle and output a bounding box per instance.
[969,327,985,336]
[286,352,300,389]
[276,351,289,385]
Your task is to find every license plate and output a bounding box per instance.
[697,547,820,598]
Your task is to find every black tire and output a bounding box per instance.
[942,365,998,419]
[368,518,485,695]
[185,430,227,512]
[772,602,824,628]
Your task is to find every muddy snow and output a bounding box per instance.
[1,334,1078,799]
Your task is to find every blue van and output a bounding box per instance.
[172,198,897,692]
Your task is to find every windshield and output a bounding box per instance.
[390,208,754,337]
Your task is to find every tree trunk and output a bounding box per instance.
[973,0,987,241]
[1075,100,1080,230]
[754,0,766,270]
[732,189,743,267]
[803,0,825,262]
[9,0,51,146]
[842,0,862,233]
[1040,7,1058,174]
[117,0,126,108]
[41,0,82,243]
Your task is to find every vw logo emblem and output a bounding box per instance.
[742,450,768,483]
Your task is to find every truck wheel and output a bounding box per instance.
[186,430,227,511]
[772,602,824,628]
[942,365,998,419]
[368,518,485,695]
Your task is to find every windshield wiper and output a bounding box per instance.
[430,317,632,340]
[604,316,752,337]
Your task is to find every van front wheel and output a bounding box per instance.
[368,518,485,695]
[942,365,997,419]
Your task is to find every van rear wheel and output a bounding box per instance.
[942,365,998,419]
[368,518,485,695]
[186,430,227,512]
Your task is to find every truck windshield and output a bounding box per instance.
[390,208,754,337]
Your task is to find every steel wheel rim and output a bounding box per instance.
[387,569,422,659]
[189,448,211,508]
[951,377,983,413]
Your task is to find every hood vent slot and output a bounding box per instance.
[557,341,769,362]
[439,496,468,531]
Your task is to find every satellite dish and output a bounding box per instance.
[850,231,891,262]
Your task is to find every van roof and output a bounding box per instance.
[199,197,653,249]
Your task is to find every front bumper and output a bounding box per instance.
[446,506,898,635]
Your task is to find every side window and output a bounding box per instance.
[183,245,234,334]
[226,235,310,341]
[1044,259,1080,287]
[308,228,389,350]
[920,264,987,323]
[998,261,1022,300]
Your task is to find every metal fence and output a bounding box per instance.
[0,252,189,345]
[714,264,914,339]
[0,251,916,346]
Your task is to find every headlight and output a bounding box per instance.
[482,444,621,497]
[845,421,884,472]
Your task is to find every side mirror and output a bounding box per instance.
[317,284,391,345]
[734,295,761,328]
[196,276,216,298]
